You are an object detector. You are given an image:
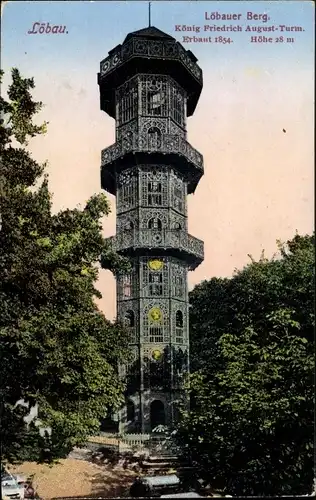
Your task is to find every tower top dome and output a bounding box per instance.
[123,26,175,43]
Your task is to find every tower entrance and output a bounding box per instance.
[150,400,166,430]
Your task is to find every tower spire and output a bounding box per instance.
[148,2,151,27]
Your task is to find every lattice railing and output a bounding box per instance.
[101,133,203,173]
[100,38,202,83]
[106,229,204,261]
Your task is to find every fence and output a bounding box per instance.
[87,432,181,457]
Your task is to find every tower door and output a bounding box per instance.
[150,400,165,430]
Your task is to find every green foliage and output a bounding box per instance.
[177,234,315,495]
[0,69,130,463]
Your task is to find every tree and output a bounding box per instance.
[0,68,130,463]
[177,234,314,495]
[189,277,231,378]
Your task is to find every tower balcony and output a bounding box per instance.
[105,229,204,270]
[101,133,204,195]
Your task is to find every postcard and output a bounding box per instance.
[1,1,314,497]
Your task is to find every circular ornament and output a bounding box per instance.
[101,61,110,74]
[148,307,162,323]
[152,349,162,361]
[148,259,164,271]
[153,233,162,244]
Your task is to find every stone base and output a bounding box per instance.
[119,390,187,434]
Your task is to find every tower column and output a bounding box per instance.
[98,26,204,434]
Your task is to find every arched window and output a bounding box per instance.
[176,310,183,327]
[148,217,162,230]
[147,127,162,149]
[126,400,135,422]
[175,310,184,343]
[150,400,165,430]
[125,310,135,327]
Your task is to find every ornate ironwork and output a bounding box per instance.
[106,229,204,264]
[100,38,202,83]
[115,75,187,134]
[99,26,204,432]
[132,166,188,216]
[173,347,189,388]
[143,345,172,390]
[116,77,138,126]
[101,132,203,173]
[124,346,141,395]
[171,260,187,300]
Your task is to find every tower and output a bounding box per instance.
[98,26,204,434]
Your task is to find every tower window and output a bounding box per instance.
[148,180,162,205]
[174,275,184,297]
[141,76,168,117]
[175,310,184,343]
[148,217,162,230]
[173,185,184,213]
[176,310,183,328]
[171,86,185,127]
[149,272,163,296]
[143,259,167,298]
[124,310,135,327]
[143,305,169,343]
[147,127,162,150]
[119,180,136,211]
[124,310,136,342]
[149,326,163,343]
[117,86,138,125]
[148,91,167,116]
[122,275,132,298]
[144,354,165,390]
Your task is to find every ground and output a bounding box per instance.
[8,457,138,499]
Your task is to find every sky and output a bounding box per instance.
[2,1,314,320]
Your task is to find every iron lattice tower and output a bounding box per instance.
[98,26,204,434]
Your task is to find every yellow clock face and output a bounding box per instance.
[152,349,162,361]
[148,307,162,323]
[148,259,164,271]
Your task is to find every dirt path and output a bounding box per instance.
[8,458,137,499]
